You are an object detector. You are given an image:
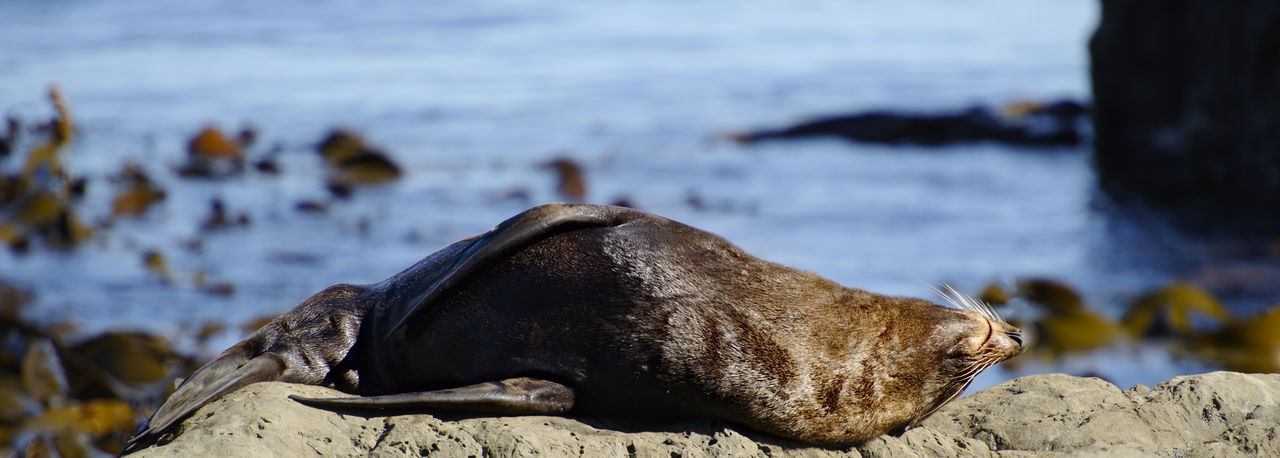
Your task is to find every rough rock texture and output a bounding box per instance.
[130,372,1279,457]
[1090,0,1280,232]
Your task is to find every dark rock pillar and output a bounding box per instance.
[1090,0,1280,233]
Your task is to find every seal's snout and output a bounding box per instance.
[985,319,1027,359]
[1006,329,1025,351]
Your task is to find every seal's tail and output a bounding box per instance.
[122,341,285,455]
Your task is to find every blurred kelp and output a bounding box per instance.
[110,162,166,218]
[543,157,587,202]
[176,125,247,179]
[0,86,408,298]
[316,128,402,192]
[0,85,93,252]
[0,85,433,453]
[1014,278,1127,356]
[0,275,290,455]
[0,280,200,456]
[1121,281,1229,338]
[1193,307,1280,373]
[992,277,1280,374]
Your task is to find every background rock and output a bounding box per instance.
[132,371,1279,457]
[1090,0,1280,233]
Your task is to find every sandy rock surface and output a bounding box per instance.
[131,371,1280,457]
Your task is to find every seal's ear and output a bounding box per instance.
[385,203,642,335]
[123,342,285,454]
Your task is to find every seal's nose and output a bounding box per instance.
[1006,329,1026,351]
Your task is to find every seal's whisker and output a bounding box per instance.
[914,277,963,310]
[913,373,980,428]
[940,283,1005,324]
[942,284,971,311]
[971,292,999,323]
[947,284,984,318]
[951,361,990,382]
[936,283,972,314]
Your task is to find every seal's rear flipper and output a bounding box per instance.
[386,203,644,335]
[123,346,285,454]
[291,377,575,415]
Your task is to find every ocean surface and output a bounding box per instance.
[2,1,1235,391]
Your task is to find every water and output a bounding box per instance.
[3,0,1224,392]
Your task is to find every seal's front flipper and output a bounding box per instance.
[123,345,285,454]
[291,377,575,415]
[386,203,646,335]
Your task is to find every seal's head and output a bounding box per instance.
[784,283,1028,445]
[908,284,1025,428]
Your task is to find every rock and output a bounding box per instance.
[1090,0,1280,233]
[131,372,1279,457]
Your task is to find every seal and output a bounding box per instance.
[123,203,1024,453]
